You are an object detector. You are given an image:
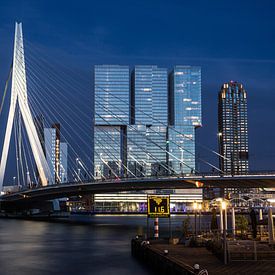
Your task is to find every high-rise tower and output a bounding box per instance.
[218,81,249,176]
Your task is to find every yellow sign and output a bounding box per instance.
[147,195,170,218]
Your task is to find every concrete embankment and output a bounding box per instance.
[132,238,275,275]
[132,238,196,275]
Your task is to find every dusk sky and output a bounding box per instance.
[0,0,275,178]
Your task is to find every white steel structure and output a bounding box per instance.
[0,22,51,190]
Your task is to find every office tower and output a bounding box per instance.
[128,66,168,176]
[94,65,130,178]
[44,124,68,184]
[218,81,249,175]
[93,65,203,212]
[60,142,68,182]
[168,66,202,174]
[131,65,168,125]
[168,66,202,202]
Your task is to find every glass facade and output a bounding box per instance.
[127,125,167,176]
[168,66,202,174]
[44,125,68,184]
[218,81,249,175]
[129,66,168,176]
[94,65,129,178]
[169,66,201,127]
[93,64,203,207]
[132,66,167,125]
[94,65,130,125]
[94,126,124,179]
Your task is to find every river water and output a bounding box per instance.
[0,215,211,275]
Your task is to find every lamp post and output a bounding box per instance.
[221,200,228,265]
[198,203,202,234]
[193,201,198,238]
[232,207,236,239]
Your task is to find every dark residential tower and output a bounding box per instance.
[218,81,249,176]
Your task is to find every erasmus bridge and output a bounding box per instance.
[0,22,275,210]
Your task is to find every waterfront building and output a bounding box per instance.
[218,81,249,175]
[218,81,249,196]
[168,66,202,174]
[92,65,202,212]
[93,65,130,178]
[128,66,168,176]
[168,66,202,200]
[44,124,68,184]
[94,65,130,126]
[60,142,68,182]
[131,65,168,125]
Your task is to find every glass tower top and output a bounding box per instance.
[169,66,202,127]
[94,65,130,125]
[132,66,167,125]
[218,81,249,175]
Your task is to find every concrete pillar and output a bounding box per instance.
[220,206,224,234]
[268,207,274,244]
[232,207,235,238]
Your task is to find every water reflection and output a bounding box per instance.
[0,216,151,275]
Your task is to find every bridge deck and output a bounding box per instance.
[1,174,275,203]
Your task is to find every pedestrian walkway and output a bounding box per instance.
[151,244,275,274]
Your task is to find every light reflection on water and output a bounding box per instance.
[0,215,211,275]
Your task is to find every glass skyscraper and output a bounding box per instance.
[94,65,129,178]
[132,66,168,125]
[129,66,168,176]
[44,124,68,184]
[168,66,202,174]
[218,81,249,175]
[94,65,130,125]
[93,64,203,211]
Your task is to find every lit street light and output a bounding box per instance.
[198,203,202,234]
[193,201,198,237]
[221,199,228,265]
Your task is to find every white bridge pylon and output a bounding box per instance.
[0,22,52,190]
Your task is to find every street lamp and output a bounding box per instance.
[221,200,228,265]
[13,176,16,186]
[198,203,202,234]
[193,201,198,237]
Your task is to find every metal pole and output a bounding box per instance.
[259,208,263,239]
[169,216,172,240]
[154,217,159,239]
[268,207,274,244]
[220,205,224,234]
[259,208,263,221]
[232,207,235,239]
[199,210,201,235]
[147,216,149,240]
[223,210,227,265]
[195,211,197,238]
[224,206,228,232]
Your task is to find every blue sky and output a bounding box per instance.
[0,0,275,178]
